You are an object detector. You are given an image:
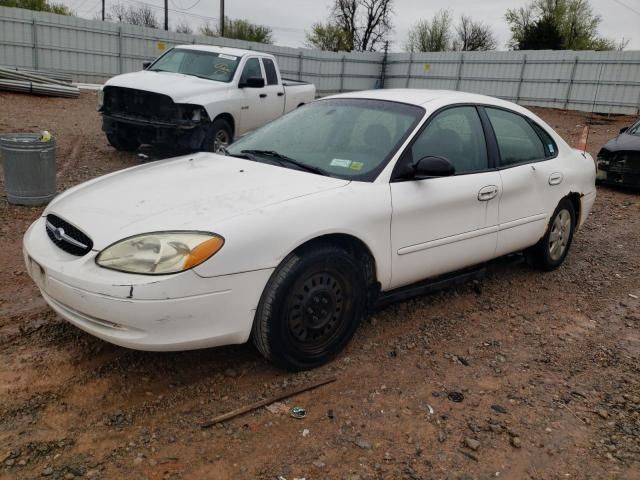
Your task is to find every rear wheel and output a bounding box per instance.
[252,245,367,371]
[203,119,233,153]
[526,198,576,271]
[106,132,140,151]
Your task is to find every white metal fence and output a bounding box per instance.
[1,6,640,115]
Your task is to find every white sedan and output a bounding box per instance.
[23,89,597,370]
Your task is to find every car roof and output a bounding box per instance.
[326,88,519,109]
[174,44,272,58]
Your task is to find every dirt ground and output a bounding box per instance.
[0,91,639,480]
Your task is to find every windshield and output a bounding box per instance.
[628,120,640,136]
[226,99,424,181]
[148,48,240,83]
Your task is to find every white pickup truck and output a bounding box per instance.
[97,45,316,152]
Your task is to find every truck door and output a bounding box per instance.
[261,57,286,122]
[238,57,269,134]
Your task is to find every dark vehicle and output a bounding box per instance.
[597,119,640,188]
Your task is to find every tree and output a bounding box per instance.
[308,0,393,52]
[0,0,72,15]
[518,15,564,50]
[505,0,622,50]
[199,17,273,44]
[405,10,452,52]
[107,3,159,28]
[453,15,497,51]
[305,22,352,51]
[174,21,193,34]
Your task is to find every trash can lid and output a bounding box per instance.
[0,132,55,149]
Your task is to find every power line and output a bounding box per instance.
[610,0,640,16]
[125,0,219,22]
[170,0,202,11]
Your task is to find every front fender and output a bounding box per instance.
[193,182,394,289]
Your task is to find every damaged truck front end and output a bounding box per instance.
[99,86,210,151]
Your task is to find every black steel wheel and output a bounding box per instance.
[252,245,367,371]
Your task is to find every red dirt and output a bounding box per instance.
[0,91,639,480]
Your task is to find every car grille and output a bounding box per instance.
[103,86,178,122]
[45,214,93,256]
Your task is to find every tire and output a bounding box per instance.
[252,245,367,371]
[203,118,233,153]
[106,132,140,152]
[526,198,576,271]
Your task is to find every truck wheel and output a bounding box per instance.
[204,119,233,153]
[252,245,366,371]
[106,132,140,152]
[526,198,576,271]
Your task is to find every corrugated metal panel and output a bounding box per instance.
[1,6,639,113]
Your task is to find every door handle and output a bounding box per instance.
[549,172,563,185]
[478,185,498,201]
[259,93,267,98]
[277,92,284,96]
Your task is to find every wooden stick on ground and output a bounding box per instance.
[200,376,337,428]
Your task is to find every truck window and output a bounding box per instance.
[240,58,263,84]
[262,58,278,85]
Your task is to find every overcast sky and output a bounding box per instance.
[64,0,640,50]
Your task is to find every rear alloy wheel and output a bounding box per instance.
[106,132,140,152]
[252,245,367,371]
[204,118,233,153]
[526,198,576,271]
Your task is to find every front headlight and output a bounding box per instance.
[97,89,104,110]
[96,232,224,275]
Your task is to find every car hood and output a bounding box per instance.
[600,132,640,154]
[46,153,350,249]
[104,70,229,104]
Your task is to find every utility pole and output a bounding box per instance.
[101,0,105,21]
[219,0,225,37]
[164,0,168,30]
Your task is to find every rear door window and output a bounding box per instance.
[262,58,279,85]
[485,108,548,167]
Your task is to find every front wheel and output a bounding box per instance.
[526,198,576,271]
[203,119,233,153]
[106,132,140,151]
[252,245,367,371]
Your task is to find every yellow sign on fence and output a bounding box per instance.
[157,42,167,51]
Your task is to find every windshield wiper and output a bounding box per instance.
[240,150,330,176]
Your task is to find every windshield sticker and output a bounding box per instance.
[548,144,554,153]
[350,161,364,171]
[214,62,231,73]
[330,158,352,168]
[218,54,237,61]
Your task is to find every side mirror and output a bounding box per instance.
[620,126,629,134]
[142,61,152,69]
[414,156,456,179]
[239,76,265,88]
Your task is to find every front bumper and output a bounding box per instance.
[23,217,273,351]
[102,115,207,149]
[597,151,640,188]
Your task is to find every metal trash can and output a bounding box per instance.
[0,133,56,206]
